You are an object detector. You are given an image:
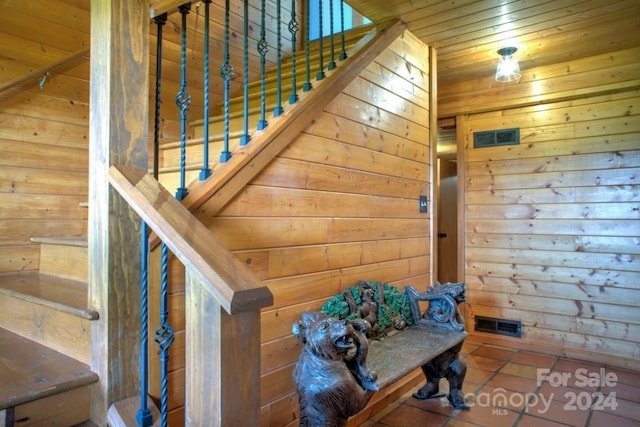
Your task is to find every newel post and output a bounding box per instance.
[88,0,149,424]
[185,272,262,425]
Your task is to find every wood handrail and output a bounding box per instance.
[0,48,89,98]
[108,165,273,314]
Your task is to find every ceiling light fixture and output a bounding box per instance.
[495,47,521,82]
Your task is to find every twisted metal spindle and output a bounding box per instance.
[257,0,268,130]
[155,244,175,427]
[136,224,152,427]
[220,0,233,162]
[175,3,191,201]
[199,0,212,180]
[288,0,299,104]
[328,0,336,70]
[317,0,325,80]
[339,0,347,60]
[239,0,251,146]
[302,0,312,92]
[273,0,284,117]
[137,13,168,427]
[152,14,166,180]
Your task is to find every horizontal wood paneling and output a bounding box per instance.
[439,47,640,118]
[1,0,91,273]
[348,0,640,89]
[0,246,39,275]
[462,88,640,368]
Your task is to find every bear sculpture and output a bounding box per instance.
[292,311,378,427]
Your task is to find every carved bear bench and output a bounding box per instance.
[292,281,469,427]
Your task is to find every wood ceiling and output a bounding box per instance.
[3,0,639,104]
[346,0,640,87]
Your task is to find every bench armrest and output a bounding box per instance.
[404,282,466,332]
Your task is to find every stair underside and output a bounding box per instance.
[0,327,98,410]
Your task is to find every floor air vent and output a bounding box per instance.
[474,316,522,338]
[473,128,519,148]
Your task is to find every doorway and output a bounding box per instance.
[436,125,458,283]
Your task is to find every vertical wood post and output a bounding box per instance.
[185,272,262,426]
[89,0,149,424]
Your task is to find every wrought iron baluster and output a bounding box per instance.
[175,3,191,201]
[155,244,175,427]
[273,0,284,117]
[328,0,336,70]
[220,0,233,162]
[136,224,152,427]
[257,0,268,130]
[339,0,347,60]
[240,0,251,146]
[137,13,168,427]
[288,0,299,104]
[317,0,325,80]
[152,14,166,180]
[302,0,312,91]
[200,0,212,180]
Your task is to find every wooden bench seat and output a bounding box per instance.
[292,281,469,427]
[366,326,467,390]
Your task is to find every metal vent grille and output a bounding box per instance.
[474,316,522,338]
[473,128,519,148]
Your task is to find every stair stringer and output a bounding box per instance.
[180,19,407,217]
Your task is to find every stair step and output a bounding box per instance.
[0,273,94,363]
[30,235,88,282]
[6,386,94,426]
[30,235,87,247]
[0,327,98,410]
[0,273,96,320]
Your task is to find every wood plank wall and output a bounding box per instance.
[0,0,296,277]
[439,46,640,371]
[154,29,433,426]
[462,89,640,370]
[0,0,91,276]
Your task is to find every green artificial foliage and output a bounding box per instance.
[320,281,415,333]
[320,293,350,319]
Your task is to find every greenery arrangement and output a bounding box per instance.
[321,281,415,333]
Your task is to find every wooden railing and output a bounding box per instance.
[108,165,273,425]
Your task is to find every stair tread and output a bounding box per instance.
[0,273,97,320]
[0,327,98,410]
[30,235,88,247]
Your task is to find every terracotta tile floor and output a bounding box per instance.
[361,339,640,427]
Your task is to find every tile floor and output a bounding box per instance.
[361,339,640,427]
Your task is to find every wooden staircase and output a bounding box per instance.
[0,20,406,426]
[157,24,375,193]
[0,235,98,426]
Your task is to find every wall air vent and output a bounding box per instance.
[473,128,520,148]
[474,316,522,338]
